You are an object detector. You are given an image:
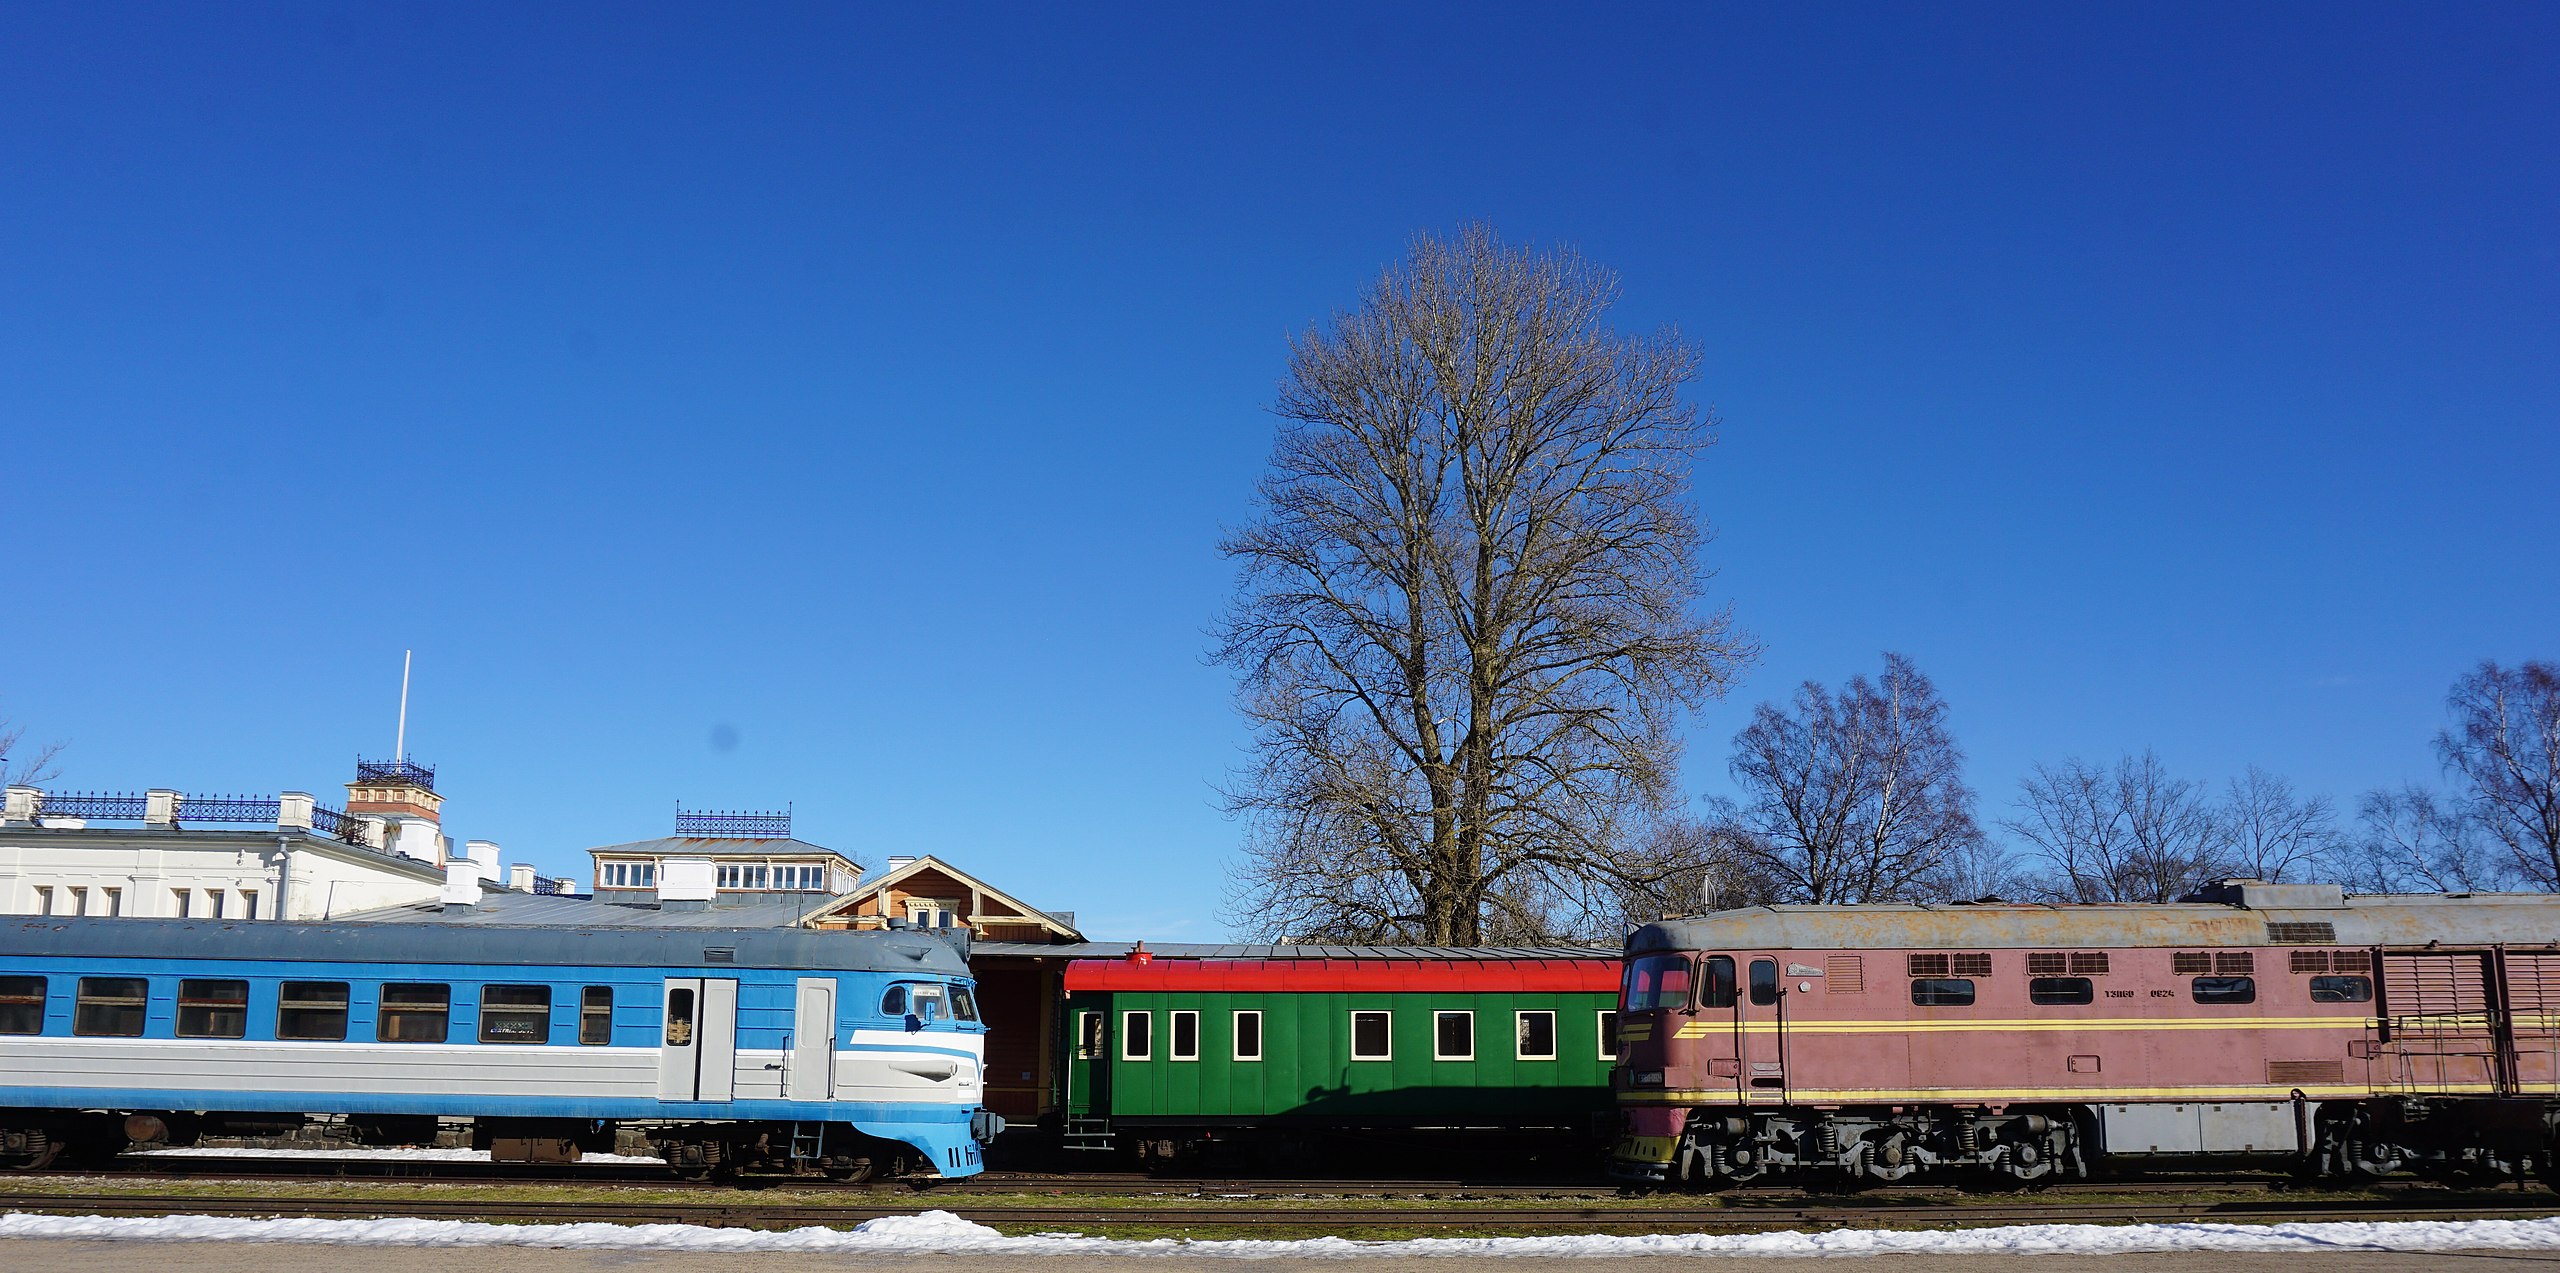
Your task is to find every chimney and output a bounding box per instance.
[2,786,38,826]
[659,857,715,912]
[463,839,502,884]
[277,792,316,832]
[441,860,481,912]
[508,864,536,892]
[886,856,917,873]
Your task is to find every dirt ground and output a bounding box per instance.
[8,1240,2560,1273]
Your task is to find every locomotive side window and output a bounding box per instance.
[479,985,553,1043]
[1121,1010,1153,1061]
[1700,956,1738,1008]
[74,977,148,1037]
[0,976,43,1035]
[1350,1010,1391,1060]
[665,988,696,1045]
[579,987,614,1045]
[2310,975,2372,1003]
[2028,976,2093,1006]
[378,983,451,1043]
[1516,1010,1557,1060]
[1624,954,1694,1010]
[1234,1010,1263,1061]
[950,985,980,1022]
[1434,1010,1474,1061]
[176,979,249,1039]
[880,985,908,1017]
[2191,977,2256,1004]
[1910,978,1975,1006]
[1596,1010,1618,1059]
[278,981,349,1041]
[1749,958,1780,1005]
[1170,1010,1200,1061]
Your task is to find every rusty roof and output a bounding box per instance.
[1631,891,2560,954]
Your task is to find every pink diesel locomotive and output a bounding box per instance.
[1611,881,2560,1187]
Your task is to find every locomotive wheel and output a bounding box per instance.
[1,1130,63,1172]
[822,1155,878,1183]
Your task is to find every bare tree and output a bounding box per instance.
[1606,815,1781,929]
[0,717,65,788]
[2220,765,2337,882]
[2437,659,2560,889]
[2323,785,2507,894]
[1720,653,1985,904]
[1217,226,1753,944]
[2008,752,2229,902]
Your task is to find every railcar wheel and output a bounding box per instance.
[822,1156,878,1183]
[0,1129,63,1171]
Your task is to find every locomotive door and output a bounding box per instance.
[2377,951,2502,1095]
[2500,951,2560,1095]
[1739,955,1787,1101]
[659,977,740,1102]
[788,978,836,1102]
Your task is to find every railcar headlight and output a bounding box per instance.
[1635,1070,1665,1087]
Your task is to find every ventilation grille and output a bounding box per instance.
[2331,949,2370,972]
[2070,952,2110,976]
[1825,955,1864,993]
[1950,952,1992,977]
[2216,951,2255,975]
[2027,953,2066,976]
[2291,950,2328,973]
[2267,921,2339,944]
[2172,951,2212,974]
[2267,1059,2345,1085]
[1908,953,1950,977]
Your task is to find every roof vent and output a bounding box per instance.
[439,861,480,912]
[1126,941,1153,966]
[887,856,917,873]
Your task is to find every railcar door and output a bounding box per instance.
[788,978,837,1102]
[2377,951,2502,1095]
[2500,950,2560,1095]
[658,977,740,1102]
[1738,955,1787,1101]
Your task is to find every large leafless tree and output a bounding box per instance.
[2437,659,2560,889]
[2325,785,2507,894]
[1216,226,1752,944]
[1719,653,1984,904]
[2220,765,2338,882]
[2006,751,2230,902]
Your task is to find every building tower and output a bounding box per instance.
[345,758,446,864]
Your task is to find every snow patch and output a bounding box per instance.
[5,1211,2560,1258]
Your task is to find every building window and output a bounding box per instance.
[1350,1010,1392,1061]
[171,889,190,919]
[278,981,350,1040]
[237,890,256,919]
[479,985,553,1043]
[208,890,226,920]
[101,888,121,917]
[176,979,249,1039]
[1120,1010,1152,1061]
[579,987,614,1045]
[0,975,43,1034]
[1233,1010,1263,1061]
[1597,1010,1619,1060]
[378,984,451,1043]
[31,887,50,916]
[2192,977,2256,1005]
[1515,1010,1557,1060]
[1910,978,1976,1006]
[1170,1010,1199,1061]
[74,977,149,1037]
[69,886,88,916]
[1434,1010,1474,1060]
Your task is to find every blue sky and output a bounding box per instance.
[2,4,2552,938]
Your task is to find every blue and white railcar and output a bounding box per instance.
[0,918,1000,1179]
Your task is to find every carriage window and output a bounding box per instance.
[1350,1010,1391,1060]
[1597,1010,1619,1059]
[0,976,43,1035]
[579,987,614,1045]
[278,981,349,1040]
[1434,1010,1474,1060]
[75,977,148,1037]
[1234,1010,1263,1061]
[2029,976,2094,1006]
[665,988,696,1045]
[377,983,450,1043]
[2310,976,2372,1004]
[1623,954,1694,1011]
[1749,958,1780,1006]
[2192,977,2256,1005]
[479,985,552,1042]
[1910,978,1975,1006]
[1699,955,1738,1008]
[880,985,909,1017]
[1170,1010,1200,1060]
[176,979,249,1038]
[950,985,979,1022]
[1076,1011,1102,1059]
[1121,1010,1152,1061]
[1516,1010,1557,1060]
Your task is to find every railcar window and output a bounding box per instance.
[1170,1010,1200,1061]
[1121,1010,1152,1061]
[1910,978,1975,1007]
[1623,954,1695,1011]
[278,981,349,1041]
[176,979,249,1038]
[479,985,552,1043]
[910,984,947,1023]
[377,983,450,1043]
[1700,955,1738,1008]
[74,977,148,1037]
[665,989,695,1045]
[579,987,613,1045]
[1749,958,1779,1006]
[1075,1011,1101,1059]
[1350,1010,1391,1060]
[2028,976,2094,1006]
[1597,1010,1619,1060]
[2310,976,2372,1003]
[1434,1010,1474,1061]
[2192,977,2256,1005]
[1234,1010,1263,1061]
[1516,1010,1557,1060]
[950,985,979,1023]
[880,985,908,1017]
[0,976,43,1035]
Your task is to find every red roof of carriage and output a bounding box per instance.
[1064,956,1619,994]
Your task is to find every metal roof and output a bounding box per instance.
[339,889,838,930]
[1066,956,1619,993]
[583,836,857,864]
[974,941,1617,961]
[1,916,970,975]
[1631,892,2560,954]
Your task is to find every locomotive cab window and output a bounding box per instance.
[74,977,148,1037]
[1434,1010,1474,1061]
[378,983,451,1043]
[176,979,249,1039]
[2310,975,2372,1003]
[479,985,552,1043]
[1749,958,1780,1006]
[880,985,908,1017]
[1233,1010,1263,1061]
[579,987,614,1045]
[1121,1010,1152,1061]
[1623,954,1695,1011]
[1910,978,1975,1007]
[1516,1010,1557,1060]
[2191,977,2256,1005]
[1350,1010,1392,1060]
[0,976,43,1035]
[909,984,948,1024]
[1699,955,1738,1008]
[2029,976,2094,1006]
[1170,1010,1200,1061]
[950,984,979,1023]
[278,981,349,1041]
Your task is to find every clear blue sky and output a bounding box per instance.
[2,5,2552,938]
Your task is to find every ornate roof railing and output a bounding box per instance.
[354,758,436,790]
[675,805,793,838]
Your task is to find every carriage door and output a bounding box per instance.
[2498,950,2560,1096]
[1739,956,1787,1100]
[788,978,837,1102]
[2378,951,2502,1095]
[659,978,740,1102]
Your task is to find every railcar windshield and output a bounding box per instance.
[1624,954,1694,1010]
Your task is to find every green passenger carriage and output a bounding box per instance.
[1058,952,1622,1167]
